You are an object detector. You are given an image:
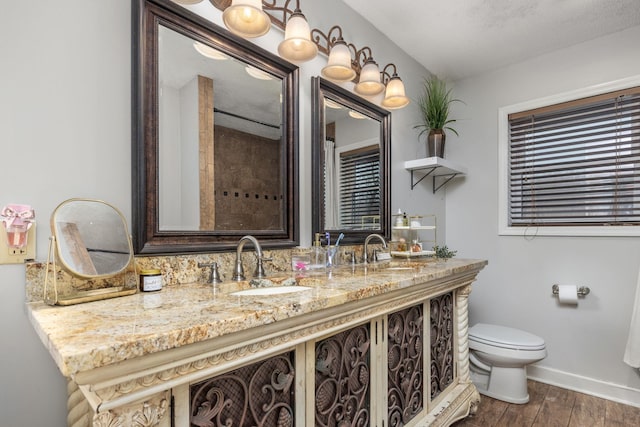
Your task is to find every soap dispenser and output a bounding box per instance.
[310,233,326,270]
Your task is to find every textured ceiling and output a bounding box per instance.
[342,0,640,80]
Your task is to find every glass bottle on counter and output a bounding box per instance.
[309,233,326,270]
[394,209,404,227]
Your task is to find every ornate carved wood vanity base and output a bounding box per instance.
[30,259,486,426]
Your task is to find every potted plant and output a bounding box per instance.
[414,76,462,158]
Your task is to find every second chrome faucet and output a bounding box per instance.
[363,233,387,264]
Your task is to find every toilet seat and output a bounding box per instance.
[469,323,545,351]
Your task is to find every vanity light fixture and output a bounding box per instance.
[193,41,229,60]
[222,0,271,38]
[381,64,410,109]
[321,37,357,83]
[211,0,410,109]
[354,57,385,96]
[277,8,317,62]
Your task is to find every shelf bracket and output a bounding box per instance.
[409,168,437,190]
[405,158,466,193]
[433,173,460,194]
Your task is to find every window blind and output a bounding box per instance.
[339,146,380,229]
[508,87,640,226]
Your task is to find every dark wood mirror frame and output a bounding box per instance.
[311,77,391,245]
[132,0,299,254]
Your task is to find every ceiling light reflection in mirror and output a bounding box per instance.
[193,41,229,60]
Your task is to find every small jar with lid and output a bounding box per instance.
[139,269,163,292]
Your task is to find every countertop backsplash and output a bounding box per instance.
[25,245,373,303]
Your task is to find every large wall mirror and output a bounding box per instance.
[311,77,391,244]
[133,0,299,254]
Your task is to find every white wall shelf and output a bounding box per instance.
[404,157,467,193]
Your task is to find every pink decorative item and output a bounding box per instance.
[1,204,35,248]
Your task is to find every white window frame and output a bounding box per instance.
[498,75,640,237]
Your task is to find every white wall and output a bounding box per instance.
[447,25,640,404]
[1,1,132,425]
[0,0,436,424]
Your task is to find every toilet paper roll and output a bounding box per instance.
[558,284,579,305]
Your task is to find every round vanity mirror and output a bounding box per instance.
[51,199,133,277]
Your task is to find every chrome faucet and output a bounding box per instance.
[363,233,387,264]
[232,235,271,281]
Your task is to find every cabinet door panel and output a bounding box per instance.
[314,324,371,426]
[430,292,455,400]
[387,304,425,426]
[189,351,296,426]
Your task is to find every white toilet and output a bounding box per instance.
[468,323,547,404]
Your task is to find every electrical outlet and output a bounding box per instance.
[0,224,36,264]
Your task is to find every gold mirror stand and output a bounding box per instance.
[44,235,138,306]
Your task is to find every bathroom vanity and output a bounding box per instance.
[27,258,486,426]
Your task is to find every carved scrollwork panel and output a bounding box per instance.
[387,304,424,427]
[93,412,125,427]
[190,351,295,426]
[430,292,454,401]
[315,324,371,427]
[92,396,168,427]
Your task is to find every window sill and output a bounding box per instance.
[499,225,640,237]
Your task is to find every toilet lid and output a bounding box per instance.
[469,323,546,351]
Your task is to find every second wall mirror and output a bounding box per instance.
[132,0,299,254]
[311,77,391,244]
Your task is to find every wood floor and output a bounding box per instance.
[452,380,640,427]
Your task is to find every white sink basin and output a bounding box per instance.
[231,286,311,296]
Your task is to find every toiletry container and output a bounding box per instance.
[140,269,163,292]
[309,233,326,270]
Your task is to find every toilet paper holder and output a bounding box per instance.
[552,284,590,297]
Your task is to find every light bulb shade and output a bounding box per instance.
[278,11,318,62]
[354,58,384,96]
[222,0,271,38]
[382,75,410,109]
[321,40,356,82]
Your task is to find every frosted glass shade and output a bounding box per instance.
[382,75,410,109]
[321,39,356,82]
[278,11,317,62]
[354,58,384,96]
[222,0,271,38]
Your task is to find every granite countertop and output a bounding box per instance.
[27,258,487,378]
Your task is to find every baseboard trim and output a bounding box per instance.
[527,365,640,408]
